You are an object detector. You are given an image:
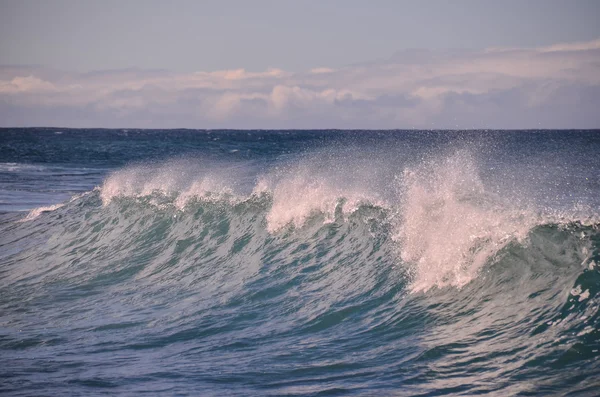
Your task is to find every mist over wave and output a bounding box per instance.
[1,129,599,396]
[94,145,598,291]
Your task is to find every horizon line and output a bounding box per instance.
[2,126,599,132]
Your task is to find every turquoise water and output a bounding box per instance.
[1,129,599,395]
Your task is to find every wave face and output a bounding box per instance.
[1,129,600,396]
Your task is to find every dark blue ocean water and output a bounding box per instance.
[1,128,599,396]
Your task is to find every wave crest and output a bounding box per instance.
[24,148,600,293]
[397,151,536,291]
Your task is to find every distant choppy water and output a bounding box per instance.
[1,128,599,396]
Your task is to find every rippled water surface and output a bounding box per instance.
[1,129,599,396]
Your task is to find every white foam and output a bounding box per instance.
[19,191,94,222]
[0,162,46,172]
[96,150,597,294]
[396,150,535,292]
[100,160,241,208]
[99,155,386,232]
[20,203,65,222]
[265,173,373,232]
[260,154,386,232]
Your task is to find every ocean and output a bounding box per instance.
[1,128,599,396]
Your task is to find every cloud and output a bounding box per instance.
[514,38,600,53]
[1,39,599,128]
[0,75,57,94]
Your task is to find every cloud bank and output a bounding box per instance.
[1,39,599,129]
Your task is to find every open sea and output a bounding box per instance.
[1,128,599,396]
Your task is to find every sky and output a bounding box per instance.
[0,0,599,128]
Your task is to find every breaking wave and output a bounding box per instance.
[4,147,599,395]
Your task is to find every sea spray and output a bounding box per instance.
[2,129,599,396]
[396,150,536,291]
